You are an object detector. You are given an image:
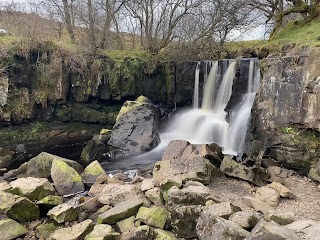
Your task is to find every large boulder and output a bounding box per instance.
[51,159,85,196]
[108,96,160,154]
[0,191,40,222]
[0,219,27,240]
[286,220,320,240]
[136,206,168,229]
[81,160,106,187]
[47,202,81,223]
[4,152,83,179]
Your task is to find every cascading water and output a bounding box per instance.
[193,62,200,109]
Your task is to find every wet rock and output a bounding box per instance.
[108,96,160,154]
[9,177,56,201]
[97,197,144,224]
[84,224,120,240]
[81,160,106,187]
[115,216,135,233]
[140,178,154,192]
[0,148,14,169]
[264,211,294,225]
[196,216,249,240]
[0,218,27,239]
[167,185,219,208]
[51,159,85,196]
[145,187,162,206]
[47,202,81,223]
[80,138,109,165]
[121,225,153,240]
[255,186,280,207]
[4,152,83,179]
[243,196,275,215]
[268,182,296,199]
[97,183,140,206]
[161,140,190,160]
[136,206,168,229]
[153,156,214,187]
[220,156,269,186]
[50,219,94,240]
[153,228,178,240]
[246,219,301,240]
[0,191,40,222]
[36,223,58,239]
[170,205,202,239]
[229,210,261,230]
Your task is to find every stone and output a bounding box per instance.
[286,220,320,239]
[51,159,85,196]
[36,223,58,239]
[153,156,214,187]
[50,219,94,240]
[0,148,14,169]
[97,197,144,224]
[121,225,153,240]
[196,216,249,240]
[167,185,219,208]
[267,166,294,184]
[229,210,261,230]
[268,182,296,199]
[0,218,27,239]
[80,139,109,166]
[115,216,135,233]
[170,205,202,239]
[9,177,56,201]
[243,196,275,215]
[0,191,40,222]
[47,203,81,223]
[200,202,241,220]
[4,152,83,179]
[81,160,106,187]
[0,181,11,191]
[79,196,98,212]
[286,219,317,232]
[153,228,178,240]
[108,96,160,154]
[255,186,280,207]
[136,206,168,229]
[220,156,269,186]
[37,195,63,209]
[84,224,120,240]
[161,140,190,161]
[264,211,294,225]
[89,205,112,222]
[145,187,163,206]
[141,178,154,192]
[97,183,140,206]
[309,160,320,182]
[246,219,301,240]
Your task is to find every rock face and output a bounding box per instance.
[108,96,161,154]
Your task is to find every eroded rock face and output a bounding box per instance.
[108,96,161,154]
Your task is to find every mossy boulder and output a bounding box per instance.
[81,160,106,186]
[0,218,27,239]
[37,195,63,209]
[136,206,168,229]
[51,159,85,196]
[0,191,40,222]
[4,152,83,179]
[9,177,56,201]
[48,202,81,223]
[84,224,120,240]
[115,216,135,233]
[36,223,59,239]
[154,228,178,240]
[50,219,94,240]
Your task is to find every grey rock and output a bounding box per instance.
[264,211,294,225]
[50,219,94,240]
[268,182,296,199]
[115,216,135,233]
[145,187,162,206]
[255,186,280,207]
[140,178,154,192]
[286,220,320,240]
[121,225,153,240]
[229,210,261,230]
[136,206,168,229]
[47,203,80,223]
[81,160,106,187]
[0,219,27,239]
[153,228,178,240]
[201,202,241,220]
[243,196,275,215]
[84,224,120,240]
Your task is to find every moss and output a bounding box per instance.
[36,223,58,239]
[136,206,168,229]
[83,160,105,176]
[37,195,63,206]
[0,219,27,239]
[52,159,82,182]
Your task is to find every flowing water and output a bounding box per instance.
[193,62,200,109]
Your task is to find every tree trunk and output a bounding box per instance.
[87,0,96,51]
[62,0,75,43]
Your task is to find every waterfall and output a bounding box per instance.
[193,62,200,109]
[160,58,260,156]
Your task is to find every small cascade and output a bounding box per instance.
[193,62,200,109]
[201,61,219,110]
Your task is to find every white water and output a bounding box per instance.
[160,58,260,156]
[193,62,200,109]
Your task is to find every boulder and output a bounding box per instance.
[84,224,120,240]
[220,156,269,186]
[89,205,111,222]
[97,197,144,224]
[50,219,94,240]
[47,203,81,223]
[229,210,261,230]
[153,156,214,187]
[136,206,168,229]
[51,159,85,196]
[268,182,296,199]
[243,196,275,215]
[121,225,153,240]
[153,228,178,240]
[0,219,27,239]
[80,138,109,165]
[37,195,63,209]
[81,160,106,187]
[246,219,301,240]
[255,186,280,207]
[196,216,249,240]
[286,220,320,240]
[115,216,135,233]
[145,187,163,206]
[167,185,220,208]
[36,223,58,239]
[0,191,40,222]
[170,205,202,239]
[264,211,294,225]
[4,152,83,179]
[140,178,154,192]
[0,181,11,192]
[79,196,98,212]
[9,177,56,201]
[309,160,320,182]
[0,148,14,169]
[108,96,160,154]
[267,166,294,184]
[97,183,140,206]
[200,202,241,220]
